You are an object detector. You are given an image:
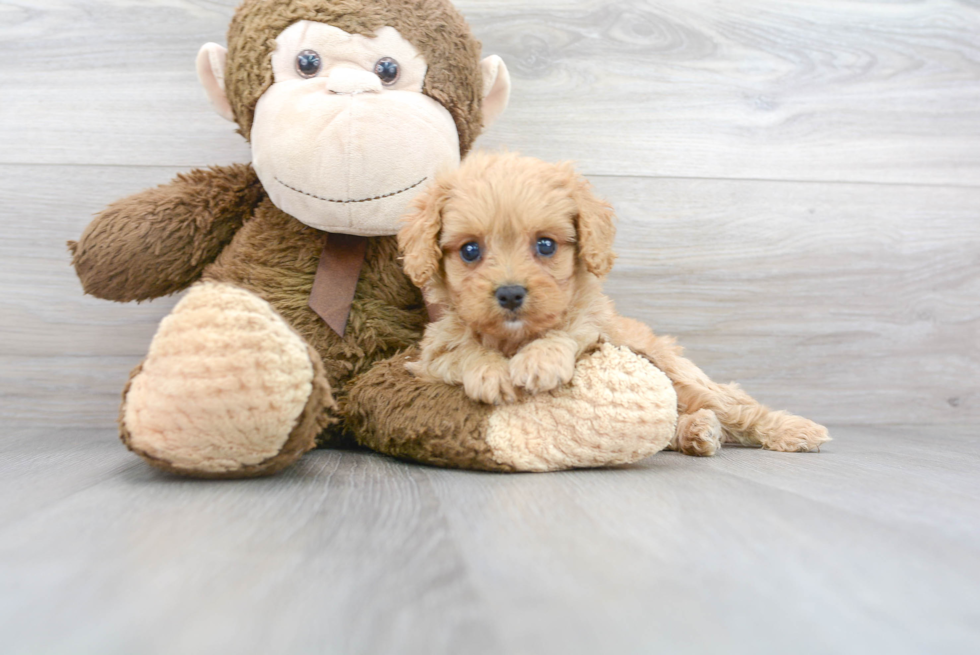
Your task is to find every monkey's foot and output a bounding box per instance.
[121,282,334,478]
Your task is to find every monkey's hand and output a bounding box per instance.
[69,163,262,302]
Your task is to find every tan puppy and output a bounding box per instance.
[398,151,830,456]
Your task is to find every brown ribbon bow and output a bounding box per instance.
[309,232,442,337]
[308,233,368,338]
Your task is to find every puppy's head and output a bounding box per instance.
[399,151,616,341]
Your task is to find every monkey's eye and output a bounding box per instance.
[374,57,400,86]
[460,241,482,263]
[536,238,557,257]
[296,50,322,78]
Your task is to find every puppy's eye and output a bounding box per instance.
[374,57,400,85]
[296,50,322,78]
[536,237,557,257]
[460,241,482,263]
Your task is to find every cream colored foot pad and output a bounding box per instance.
[486,343,678,472]
[124,282,314,473]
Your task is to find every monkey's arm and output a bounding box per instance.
[69,163,263,302]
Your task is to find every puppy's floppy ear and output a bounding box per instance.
[562,164,617,278]
[399,179,450,287]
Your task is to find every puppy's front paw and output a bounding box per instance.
[509,340,576,395]
[463,361,516,405]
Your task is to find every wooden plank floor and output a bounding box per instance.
[2,1,979,653]
[1,426,978,654]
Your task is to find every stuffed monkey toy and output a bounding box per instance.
[69,0,684,477]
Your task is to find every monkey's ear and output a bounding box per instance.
[480,55,511,130]
[399,181,450,288]
[196,43,235,122]
[563,165,617,278]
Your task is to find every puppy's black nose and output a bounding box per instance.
[495,285,526,311]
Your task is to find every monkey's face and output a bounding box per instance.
[250,21,461,236]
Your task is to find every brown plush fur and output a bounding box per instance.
[399,152,832,455]
[346,348,514,471]
[69,164,263,302]
[70,0,490,470]
[227,0,484,153]
[73,177,429,451]
[201,199,428,447]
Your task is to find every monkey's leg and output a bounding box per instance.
[347,343,677,472]
[610,317,830,453]
[120,282,335,478]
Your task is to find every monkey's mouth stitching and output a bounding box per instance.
[275,177,427,204]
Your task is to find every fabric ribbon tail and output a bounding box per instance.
[308,233,368,337]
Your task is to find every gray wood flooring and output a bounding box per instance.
[1,425,978,654]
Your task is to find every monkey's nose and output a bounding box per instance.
[325,67,383,95]
[495,285,526,311]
